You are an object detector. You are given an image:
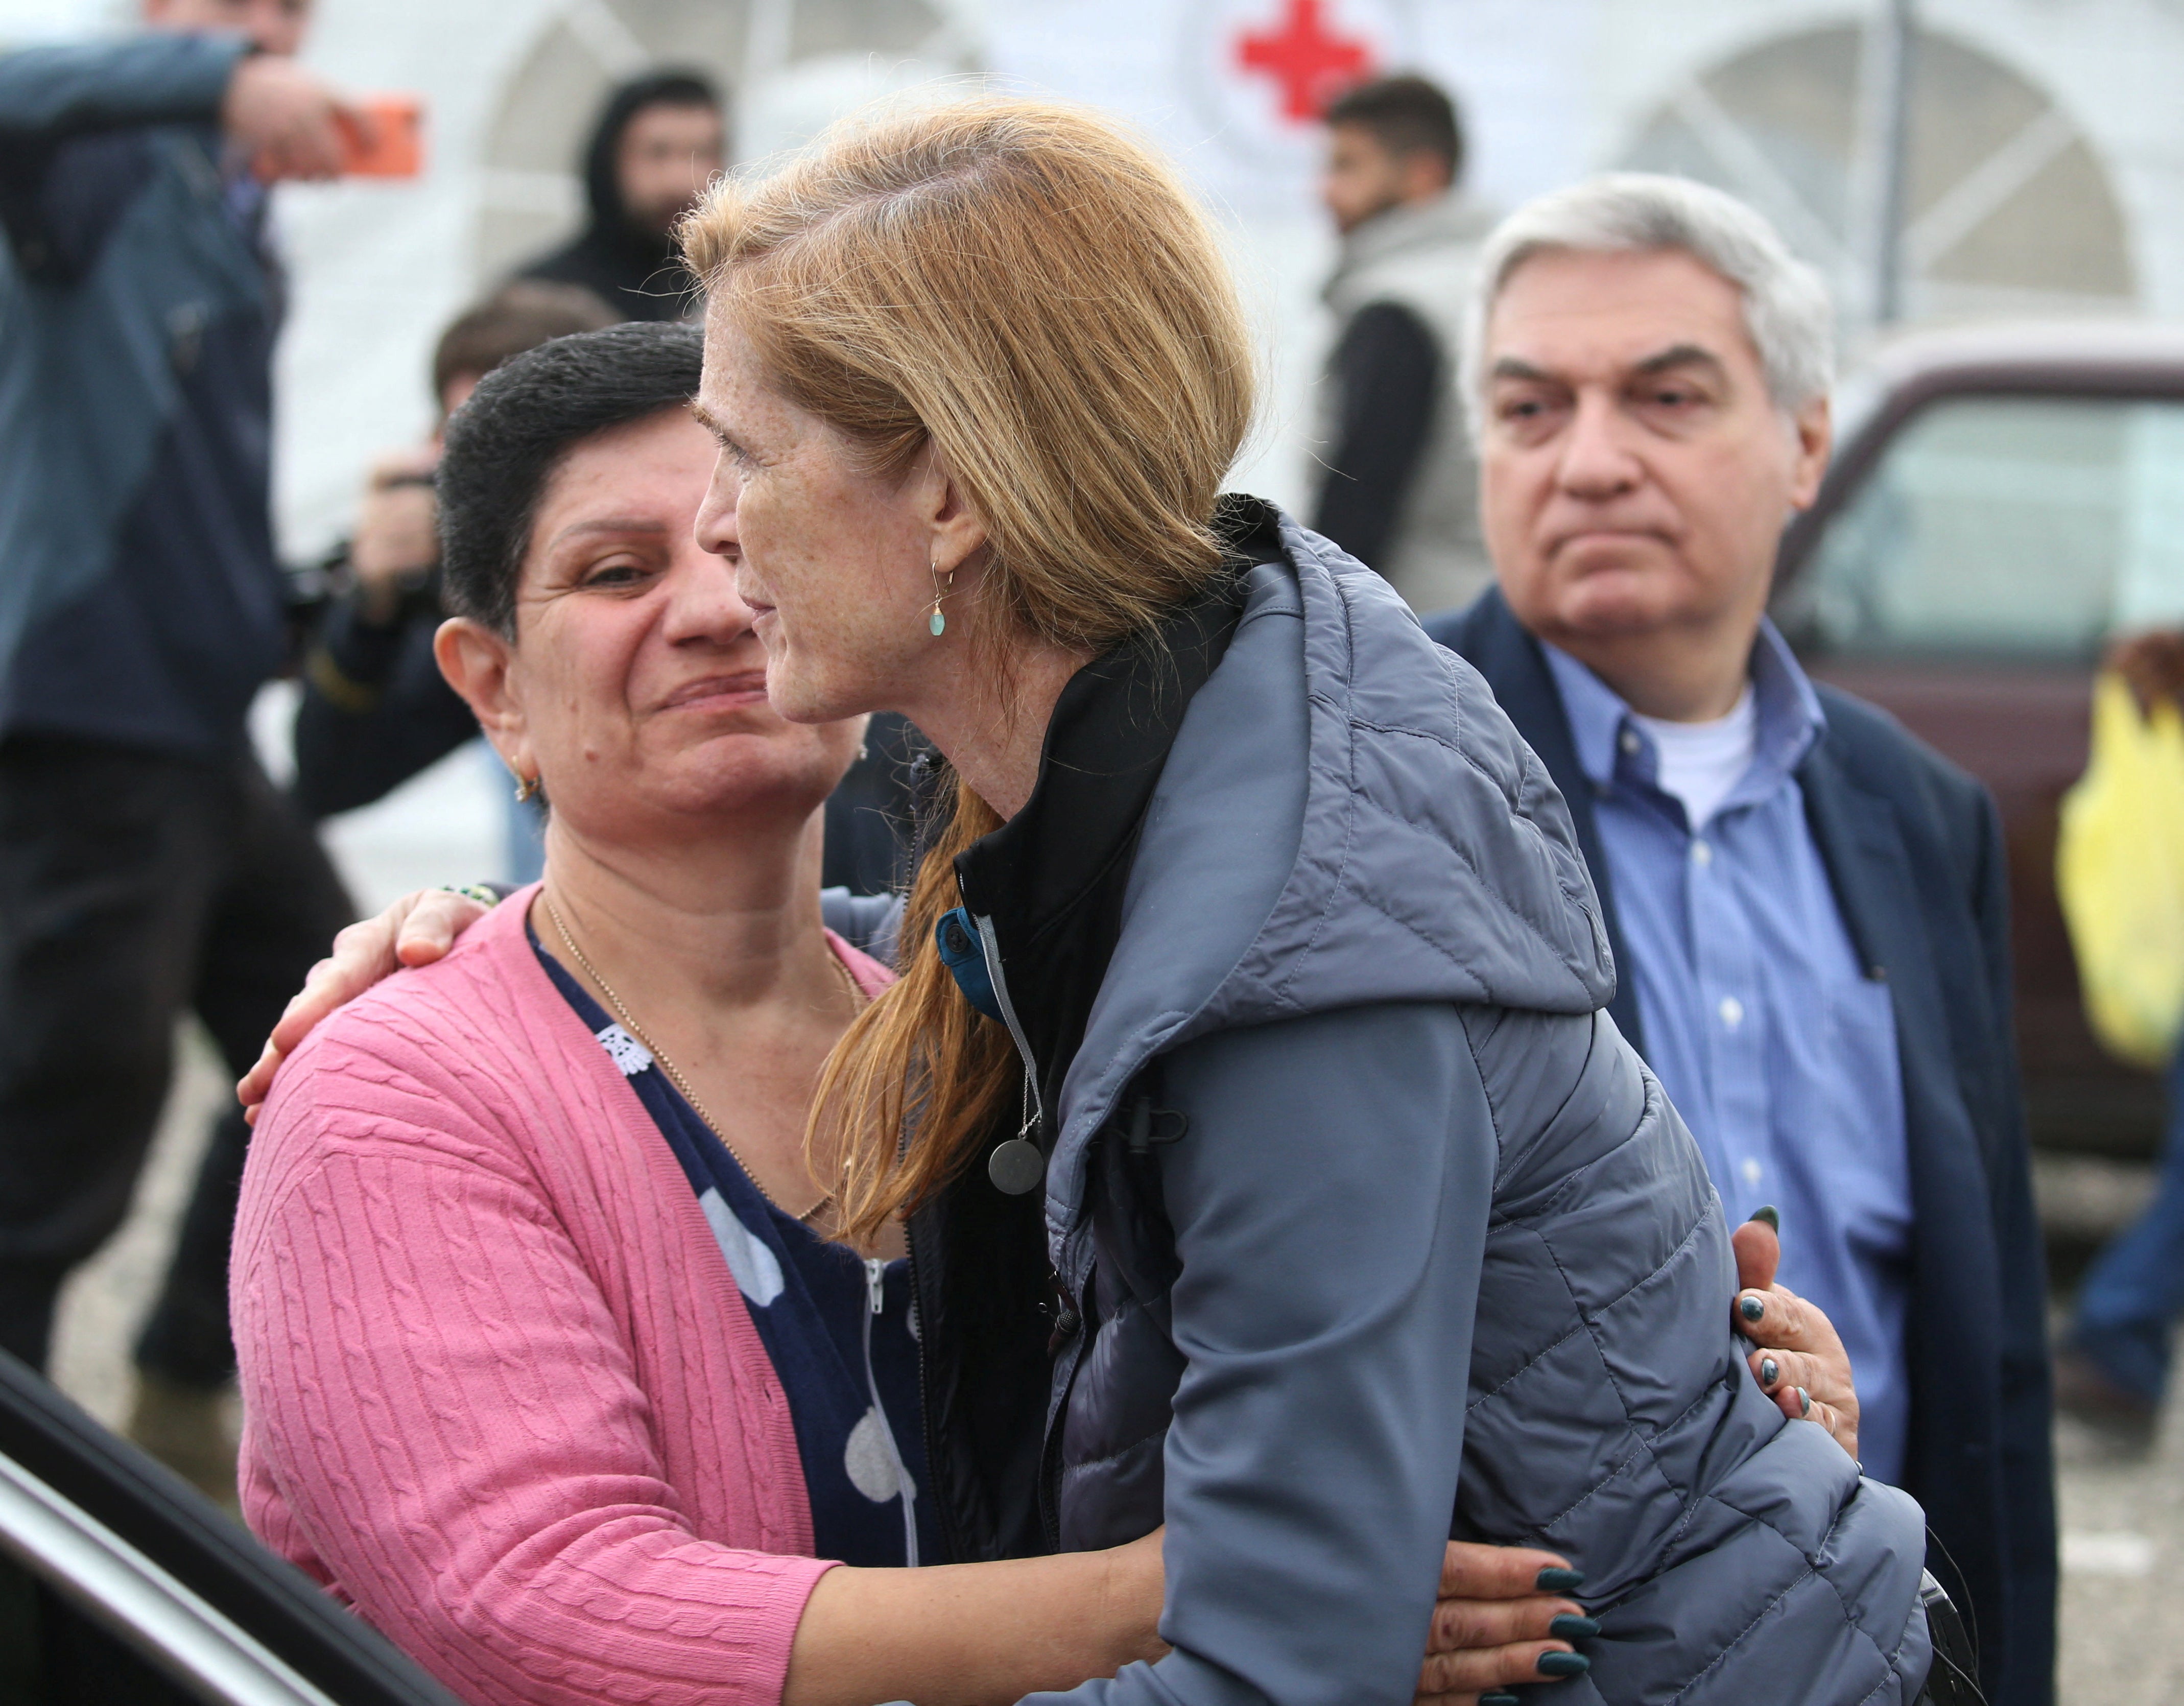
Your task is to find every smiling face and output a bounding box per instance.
[1478,246,1830,665]
[437,407,861,845]
[691,315,987,729]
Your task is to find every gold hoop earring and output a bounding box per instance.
[514,774,540,804]
[928,560,956,637]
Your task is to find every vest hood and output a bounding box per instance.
[1045,501,1613,1227]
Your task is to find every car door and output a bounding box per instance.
[0,1349,460,1706]
[1775,379,2184,1157]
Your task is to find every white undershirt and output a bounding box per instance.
[1630,684,1757,829]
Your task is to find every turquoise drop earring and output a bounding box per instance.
[928,561,955,636]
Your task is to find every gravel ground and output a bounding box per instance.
[47,1014,2184,1705]
[2037,1153,2182,1706]
[2053,1396,2184,1704]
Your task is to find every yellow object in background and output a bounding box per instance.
[2058,671,2184,1069]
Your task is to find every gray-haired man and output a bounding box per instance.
[1424,175,2054,1706]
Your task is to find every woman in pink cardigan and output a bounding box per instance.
[236,322,1588,1706]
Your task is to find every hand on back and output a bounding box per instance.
[1732,1215,1860,1462]
[1418,1543,1591,1703]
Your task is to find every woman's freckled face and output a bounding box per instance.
[505,408,860,835]
[692,317,939,727]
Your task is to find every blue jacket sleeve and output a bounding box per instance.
[1031,1001,1494,1706]
[0,33,245,138]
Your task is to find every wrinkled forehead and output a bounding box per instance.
[1485,245,1761,384]
[696,308,778,411]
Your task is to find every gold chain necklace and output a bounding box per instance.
[542,892,860,1226]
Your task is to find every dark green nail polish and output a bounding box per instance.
[1739,1294,1765,1322]
[1538,1650,1592,1677]
[1797,1387,1812,1417]
[1534,1566,1585,1592]
[1748,1204,1779,1231]
[1760,1358,1779,1386]
[1481,1695,1521,1706]
[1549,1614,1600,1640]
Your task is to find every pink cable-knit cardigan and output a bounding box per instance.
[233,886,891,1706]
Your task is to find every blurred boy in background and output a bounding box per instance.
[295,281,618,827]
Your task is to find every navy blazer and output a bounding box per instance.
[1427,589,2056,1706]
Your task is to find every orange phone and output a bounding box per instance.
[336,96,424,179]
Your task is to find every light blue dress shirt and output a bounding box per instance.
[1542,624,1915,1484]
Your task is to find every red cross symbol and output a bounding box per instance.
[1236,0,1376,124]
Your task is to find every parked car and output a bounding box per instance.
[0,1348,458,1705]
[1773,320,2184,1159]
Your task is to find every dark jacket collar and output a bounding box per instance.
[954,527,1258,1124]
[1539,618,1824,804]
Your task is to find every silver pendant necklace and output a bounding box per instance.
[986,1071,1046,1195]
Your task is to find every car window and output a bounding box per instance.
[1788,393,2184,658]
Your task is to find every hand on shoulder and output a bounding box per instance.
[239,887,495,1117]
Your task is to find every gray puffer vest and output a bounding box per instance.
[1005,512,1931,1706]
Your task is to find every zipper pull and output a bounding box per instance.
[865,1257,886,1317]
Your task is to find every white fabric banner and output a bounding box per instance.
[987,0,1600,218]
[988,0,1600,509]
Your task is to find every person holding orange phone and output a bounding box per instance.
[0,0,366,1497]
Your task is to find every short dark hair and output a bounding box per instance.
[438,320,705,637]
[1324,75,1463,181]
[431,281,619,405]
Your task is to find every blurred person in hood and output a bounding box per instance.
[520,69,726,322]
[1313,75,1496,613]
